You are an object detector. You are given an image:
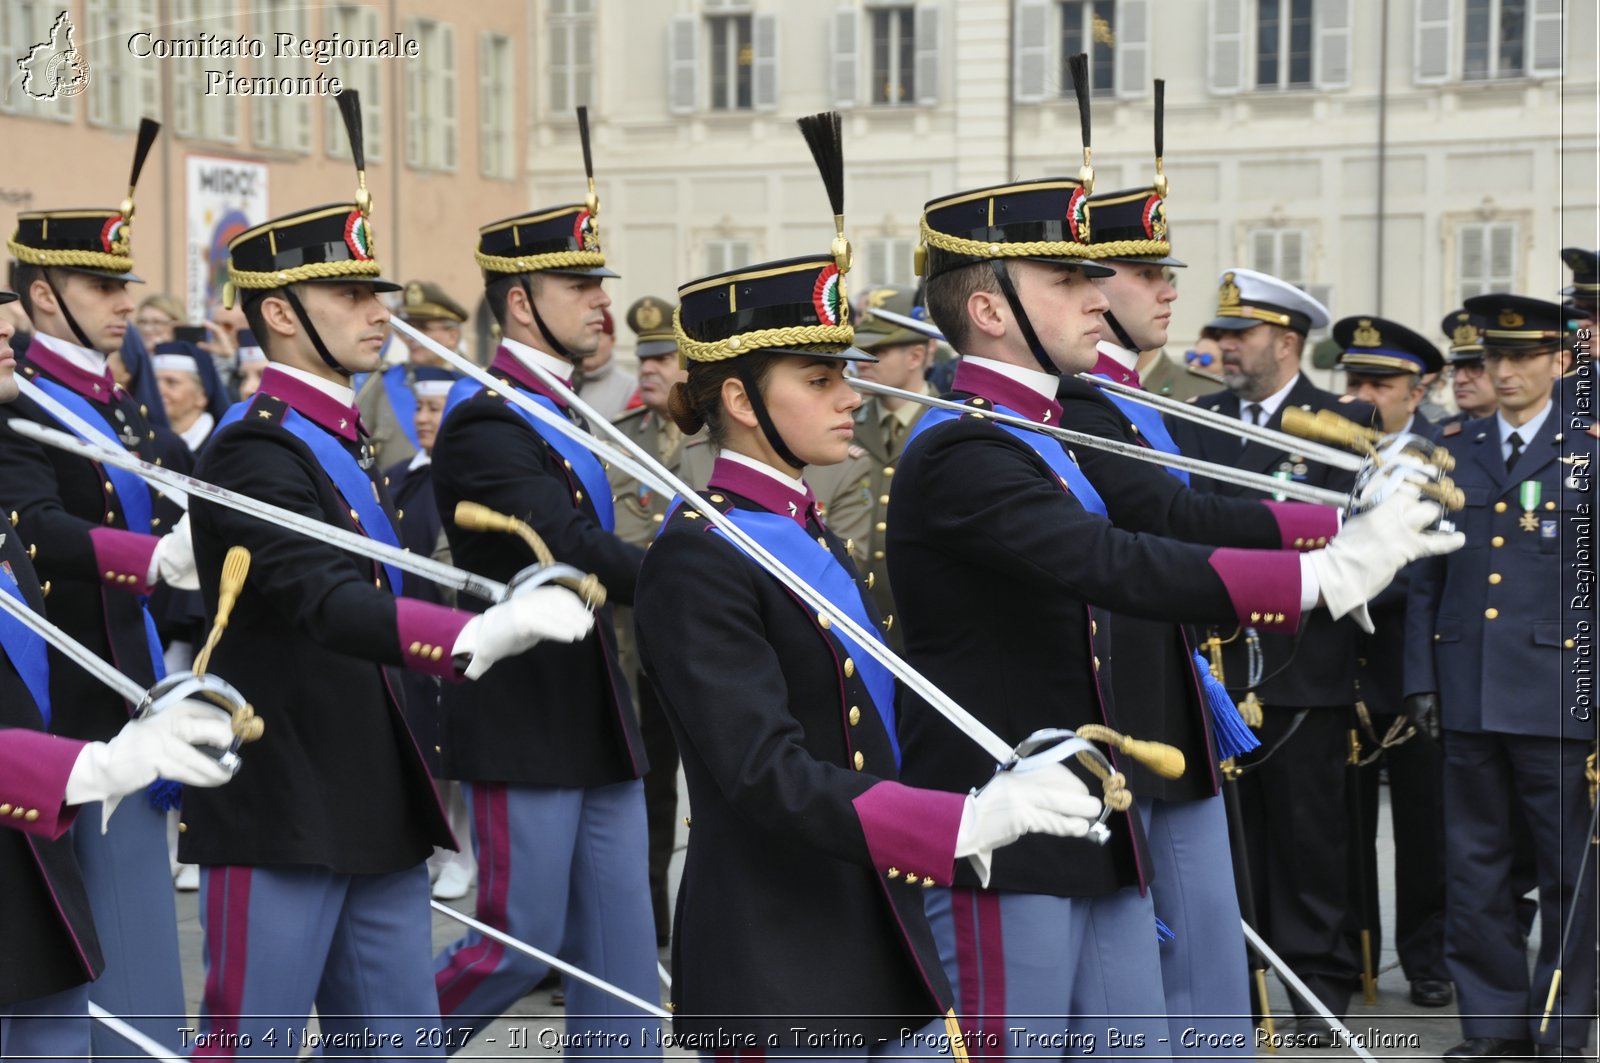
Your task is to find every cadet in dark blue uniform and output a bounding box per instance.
[0,297,236,1060]
[183,99,594,1059]
[0,122,205,1057]
[430,116,661,1053]
[1439,311,1498,435]
[634,116,1102,1052]
[1405,295,1598,1061]
[890,172,1460,1054]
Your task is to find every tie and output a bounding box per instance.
[1245,403,1264,426]
[1505,431,1524,472]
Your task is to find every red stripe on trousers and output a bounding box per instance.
[952,888,1007,1060]
[196,866,252,1061]
[435,783,512,1014]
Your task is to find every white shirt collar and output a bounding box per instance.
[35,332,111,376]
[270,362,356,407]
[963,355,1059,403]
[502,337,574,386]
[721,449,809,494]
[1497,399,1553,452]
[407,447,432,472]
[1095,339,1140,373]
[178,411,214,453]
[1242,373,1302,423]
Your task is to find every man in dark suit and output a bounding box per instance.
[1405,295,1597,1061]
[1333,316,1454,1008]
[1165,269,1374,1029]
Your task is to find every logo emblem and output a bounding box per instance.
[344,210,374,260]
[634,299,663,331]
[1067,187,1090,244]
[1498,309,1525,328]
[1219,271,1242,309]
[573,210,601,252]
[100,215,128,256]
[813,264,845,326]
[17,11,88,102]
[1352,319,1383,348]
[1141,195,1167,241]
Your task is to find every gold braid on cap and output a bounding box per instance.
[918,214,1098,263]
[228,257,386,294]
[6,238,134,274]
[473,247,607,275]
[671,304,853,364]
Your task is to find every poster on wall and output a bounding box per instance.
[185,154,268,324]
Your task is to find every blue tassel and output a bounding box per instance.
[1194,651,1260,760]
[1155,916,1175,944]
[145,779,183,812]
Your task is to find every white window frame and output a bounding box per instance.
[708,12,754,111]
[1461,0,1560,81]
[1254,0,1317,90]
[250,0,312,153]
[1247,226,1333,339]
[546,0,594,116]
[705,238,754,276]
[479,31,516,180]
[1,1,80,120]
[324,5,384,162]
[170,0,239,142]
[87,0,158,131]
[1455,220,1519,304]
[405,18,457,172]
[865,237,917,290]
[1057,0,1118,97]
[867,4,918,106]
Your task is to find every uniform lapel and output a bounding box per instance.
[1469,420,1512,495]
[1504,403,1561,490]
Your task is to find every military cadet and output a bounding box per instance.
[850,286,936,642]
[1405,294,1597,1061]
[1328,317,1454,1009]
[429,120,662,1054]
[1440,310,1498,434]
[607,294,693,946]
[633,111,1103,1052]
[355,279,470,471]
[1163,268,1382,1031]
[0,122,210,1056]
[1051,134,1347,1050]
[889,172,1458,1053]
[0,288,237,1058]
[183,98,594,1057]
[234,329,267,400]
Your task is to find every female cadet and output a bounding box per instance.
[631,114,1102,1057]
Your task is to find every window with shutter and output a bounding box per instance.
[549,0,595,115]
[1413,0,1452,84]
[1314,0,1350,89]
[669,13,699,114]
[440,24,457,170]
[1,0,73,120]
[1249,227,1310,286]
[251,0,311,153]
[405,18,425,166]
[1208,0,1248,95]
[1114,0,1150,99]
[405,19,457,171]
[1455,221,1518,302]
[709,15,755,111]
[1464,0,1535,80]
[480,32,515,179]
[1059,1,1116,97]
[752,13,778,110]
[1528,0,1562,75]
[1256,0,1316,90]
[870,6,917,105]
[326,6,384,161]
[831,6,859,108]
[1014,0,1049,102]
[914,3,940,105]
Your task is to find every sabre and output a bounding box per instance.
[847,377,1351,508]
[15,374,191,506]
[9,420,513,603]
[1240,921,1381,1063]
[0,583,147,705]
[865,305,1367,471]
[392,317,1153,816]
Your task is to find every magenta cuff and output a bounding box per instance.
[1207,548,1302,633]
[395,598,474,680]
[852,780,967,887]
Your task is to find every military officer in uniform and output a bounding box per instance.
[1406,294,1597,1061]
[1329,317,1454,1008]
[429,125,661,1054]
[1440,310,1498,435]
[607,293,694,945]
[184,102,592,1056]
[1164,269,1381,1031]
[355,279,470,471]
[849,286,936,643]
[0,124,207,1056]
[889,173,1457,1052]
[1561,248,1598,329]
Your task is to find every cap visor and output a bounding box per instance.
[635,338,679,359]
[303,276,403,294]
[764,344,879,363]
[544,265,621,279]
[1101,254,1187,268]
[1205,316,1263,332]
[59,266,142,283]
[1017,256,1116,279]
[855,327,924,350]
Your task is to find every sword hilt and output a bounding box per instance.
[454,501,608,609]
[192,546,249,677]
[1075,723,1187,780]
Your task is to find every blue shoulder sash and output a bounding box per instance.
[908,405,1108,517]
[30,377,154,534]
[1093,377,1190,486]
[0,568,51,727]
[381,365,421,450]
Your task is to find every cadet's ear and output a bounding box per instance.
[720,373,758,431]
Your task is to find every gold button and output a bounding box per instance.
[40,581,50,597]
[26,545,35,559]
[10,807,22,817]
[104,511,115,524]
[874,550,885,560]
[23,809,37,822]
[409,641,422,654]
[845,538,854,553]
[349,508,360,522]
[104,570,116,581]
[383,476,391,487]
[396,509,404,521]
[435,744,442,753]
[865,572,876,590]
[1485,607,1499,620]
[1566,639,1577,650]
[653,514,664,523]
[563,459,573,469]
[1434,633,1441,641]
[0,804,11,816]
[1250,612,1262,622]
[710,494,725,503]
[1093,655,1101,671]
[1489,573,1502,584]
[853,750,865,770]
[1294,537,1304,548]
[848,706,861,726]
[922,878,934,888]
[817,536,828,549]
[140,404,148,417]
[883,615,894,632]
[430,647,443,661]
[875,521,887,533]
[817,612,832,630]
[883,466,894,478]
[575,490,584,502]
[878,494,890,505]
[1545,501,1556,511]
[1492,536,1505,547]
[104,480,114,493]
[887,867,900,879]
[1091,620,1098,636]
[683,816,692,828]
[844,658,855,678]
[1495,501,1508,513]
[178,821,187,833]
[904,873,920,885]
[7,512,16,526]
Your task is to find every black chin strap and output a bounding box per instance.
[519,277,577,363]
[43,269,98,352]
[988,260,1057,375]
[279,286,350,377]
[735,360,806,474]
[1103,309,1139,353]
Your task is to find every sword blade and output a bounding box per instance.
[8,420,510,602]
[390,317,1017,764]
[847,378,1351,508]
[0,588,147,705]
[15,375,192,507]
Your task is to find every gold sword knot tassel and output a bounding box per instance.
[192,546,264,744]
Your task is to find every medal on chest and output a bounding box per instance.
[1518,480,1542,532]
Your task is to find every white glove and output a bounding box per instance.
[64,700,237,831]
[1308,487,1464,632]
[954,763,1104,887]
[454,585,595,680]
[148,513,199,591]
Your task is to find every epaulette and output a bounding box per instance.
[1442,421,1462,437]
[244,393,288,425]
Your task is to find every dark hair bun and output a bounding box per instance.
[667,381,705,435]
